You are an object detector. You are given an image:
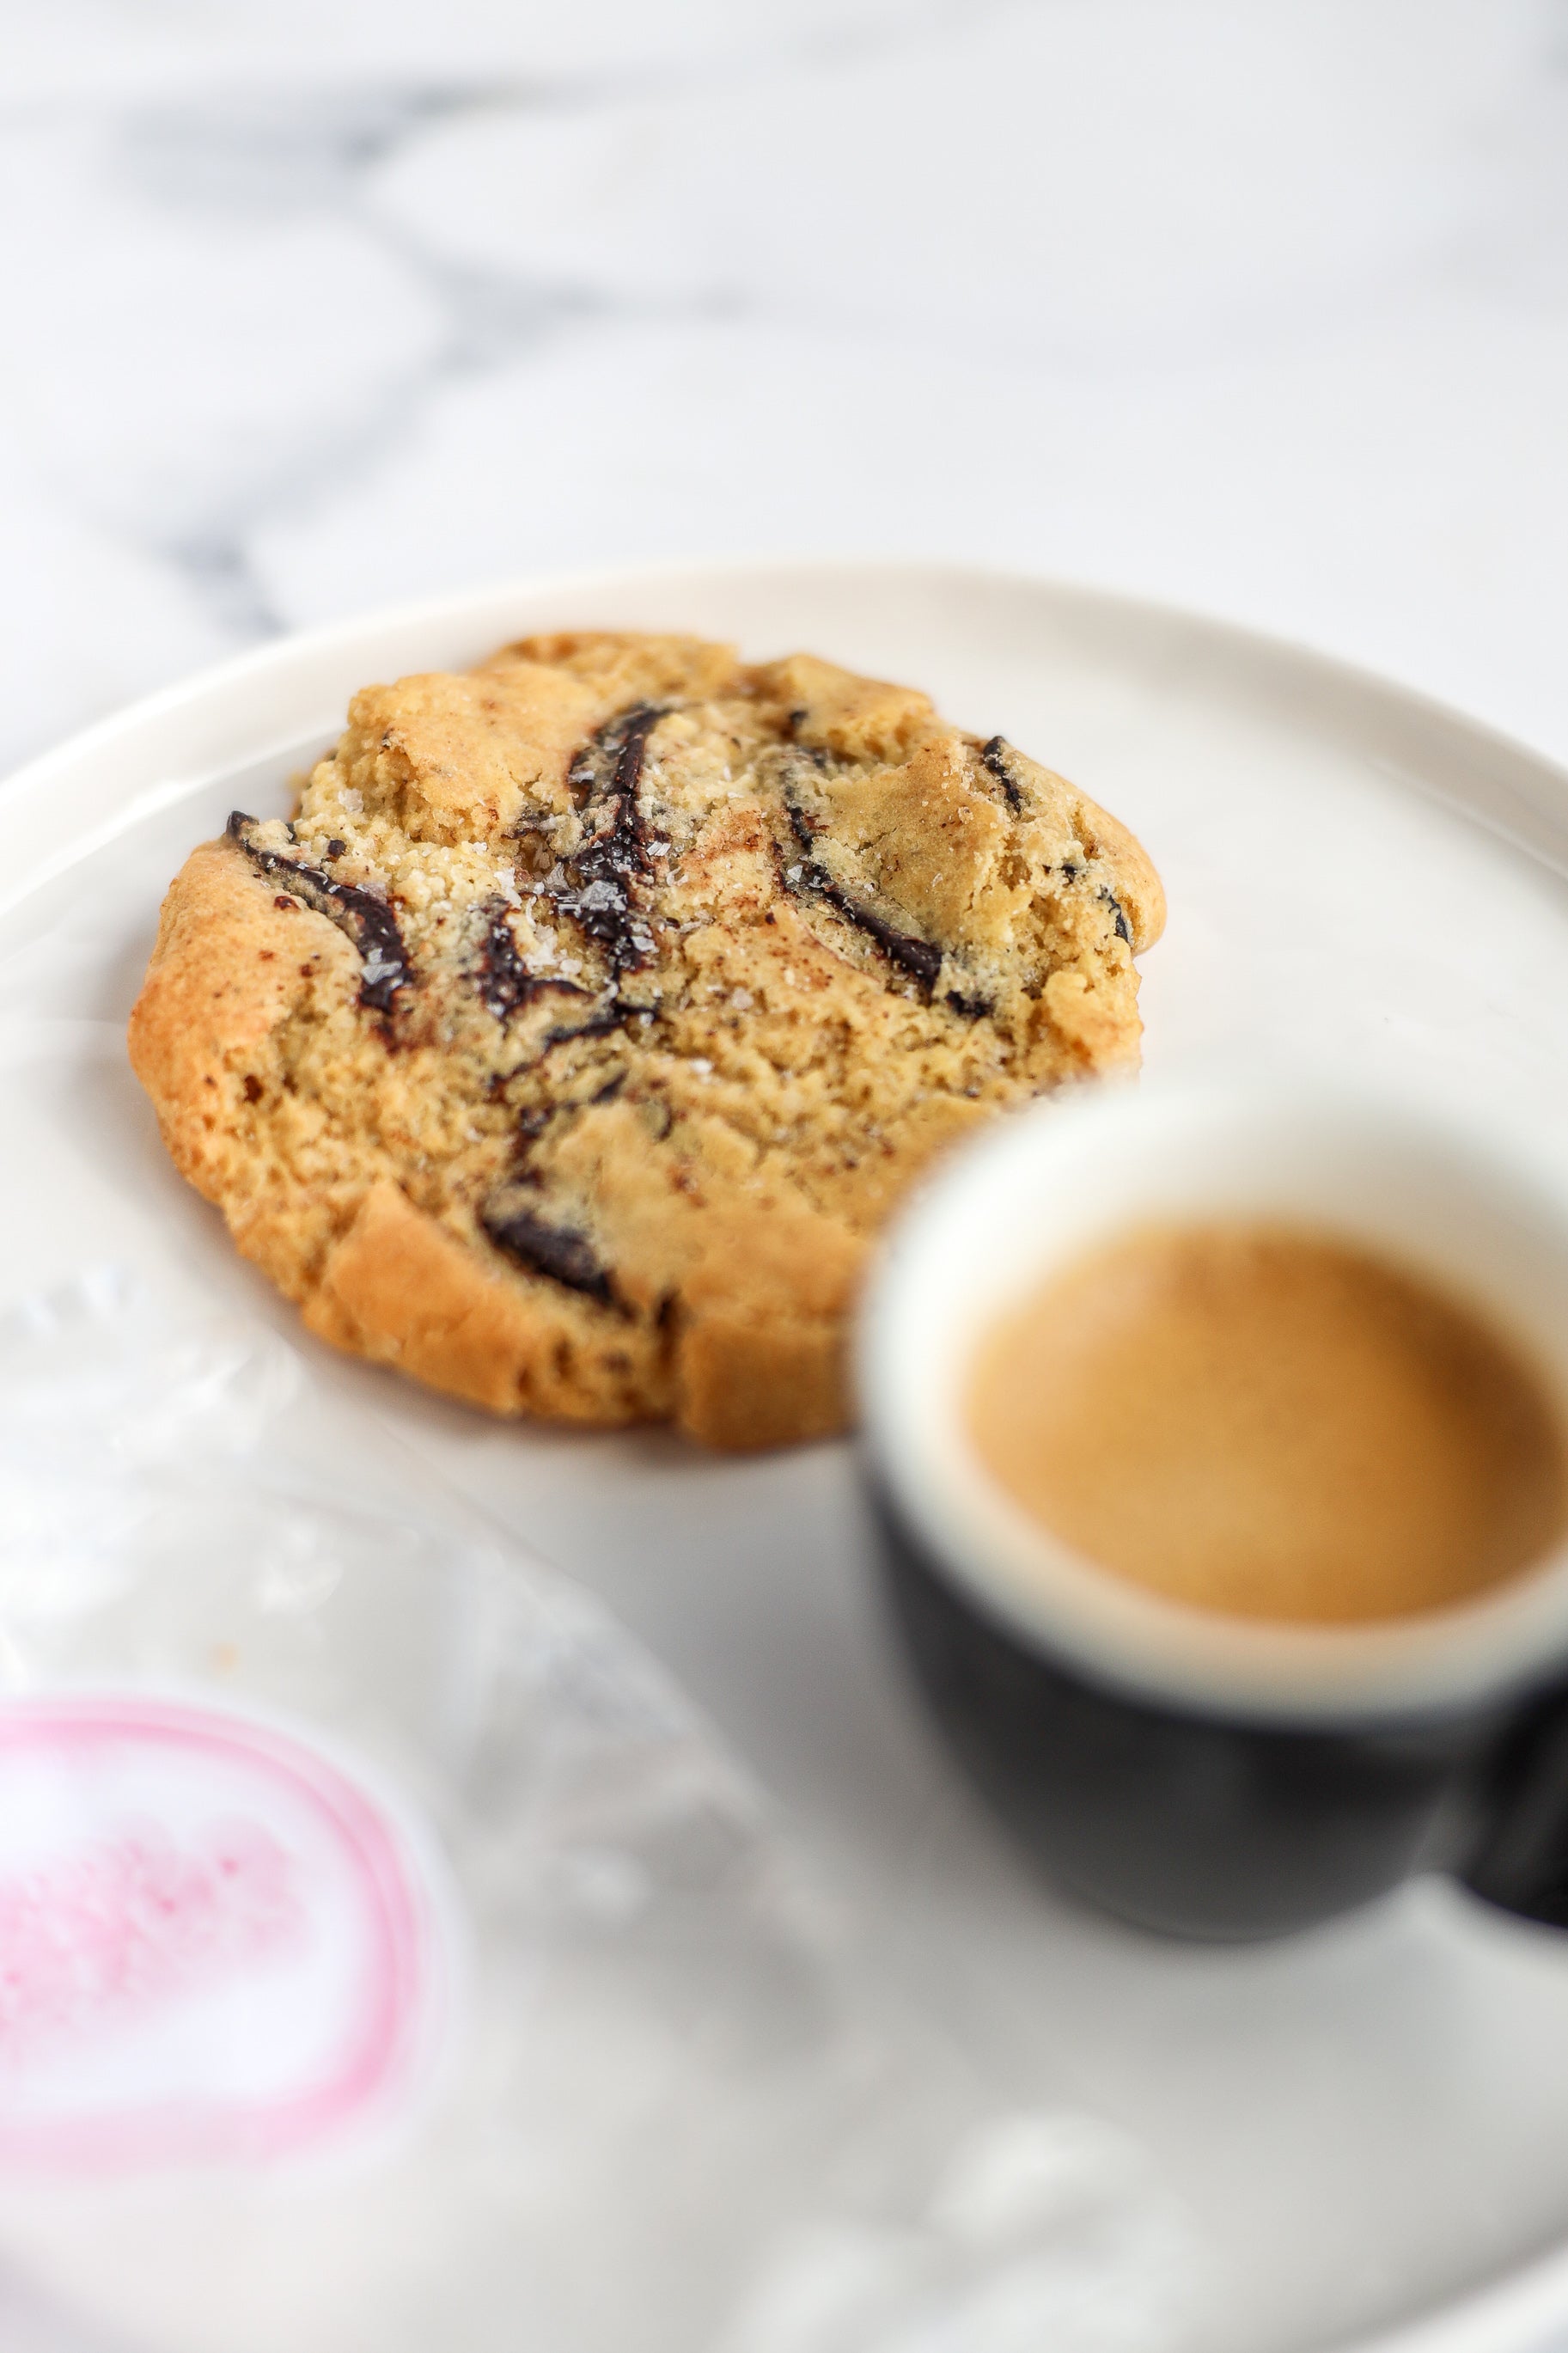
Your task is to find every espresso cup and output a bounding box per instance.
[859,1071,1568,1941]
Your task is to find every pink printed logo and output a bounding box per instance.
[0,1819,304,2056]
[0,1697,442,2170]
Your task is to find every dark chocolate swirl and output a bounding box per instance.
[481,1201,614,1305]
[552,703,665,977]
[783,799,943,991]
[228,811,412,1013]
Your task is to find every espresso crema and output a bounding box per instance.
[966,1221,1568,1625]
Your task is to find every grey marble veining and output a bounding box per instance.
[2,0,1566,779]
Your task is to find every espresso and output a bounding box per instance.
[966,1221,1568,1625]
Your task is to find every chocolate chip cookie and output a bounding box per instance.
[129,633,1163,1448]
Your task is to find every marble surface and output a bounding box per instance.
[3,0,1568,787]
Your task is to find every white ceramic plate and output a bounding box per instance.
[7,561,1568,2353]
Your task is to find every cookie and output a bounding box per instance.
[129,633,1163,1449]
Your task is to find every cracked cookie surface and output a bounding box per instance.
[129,631,1164,1448]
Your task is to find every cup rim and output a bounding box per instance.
[858,1067,1568,1727]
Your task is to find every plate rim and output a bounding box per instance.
[5,549,1568,819]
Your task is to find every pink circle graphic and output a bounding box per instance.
[0,1695,441,2170]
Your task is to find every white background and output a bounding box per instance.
[3,0,1567,781]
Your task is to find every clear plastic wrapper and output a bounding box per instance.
[0,1274,1197,2353]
